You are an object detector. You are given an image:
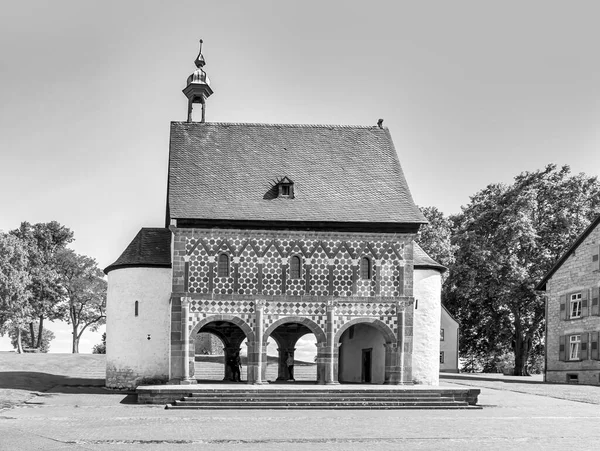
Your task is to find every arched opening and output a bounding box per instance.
[263,318,326,383]
[192,317,253,382]
[336,319,396,384]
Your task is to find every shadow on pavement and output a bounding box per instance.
[441,374,550,385]
[0,371,107,393]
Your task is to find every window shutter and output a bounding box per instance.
[592,287,599,316]
[592,244,600,272]
[580,333,589,360]
[559,335,566,361]
[581,289,589,317]
[591,332,599,361]
[559,295,567,320]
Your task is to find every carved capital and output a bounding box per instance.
[281,257,289,265]
[232,256,241,264]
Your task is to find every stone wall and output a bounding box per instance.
[546,223,600,385]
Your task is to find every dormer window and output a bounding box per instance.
[278,176,294,198]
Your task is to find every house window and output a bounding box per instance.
[360,257,371,279]
[570,335,581,360]
[440,328,445,341]
[135,301,139,317]
[570,293,582,319]
[440,351,445,364]
[218,253,230,277]
[290,255,301,279]
[281,185,290,196]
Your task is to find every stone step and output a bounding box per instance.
[176,398,459,405]
[184,393,443,400]
[167,403,479,410]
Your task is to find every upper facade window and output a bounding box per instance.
[360,257,372,280]
[218,253,230,277]
[278,176,294,199]
[570,293,582,319]
[440,328,445,341]
[290,255,301,279]
[570,334,581,360]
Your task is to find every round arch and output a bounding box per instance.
[190,314,256,342]
[334,317,396,344]
[263,316,326,345]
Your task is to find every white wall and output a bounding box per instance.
[412,268,442,385]
[338,323,386,384]
[106,267,171,388]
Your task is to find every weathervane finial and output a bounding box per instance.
[194,39,206,68]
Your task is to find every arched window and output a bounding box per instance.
[360,257,371,279]
[134,300,139,317]
[290,255,301,279]
[218,253,230,277]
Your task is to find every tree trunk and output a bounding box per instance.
[72,325,79,353]
[36,316,44,349]
[17,328,23,354]
[513,334,531,376]
[29,322,36,348]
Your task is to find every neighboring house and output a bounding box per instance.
[440,304,459,373]
[537,214,600,385]
[103,44,444,389]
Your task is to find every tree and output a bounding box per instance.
[0,233,32,353]
[93,332,106,354]
[416,205,458,272]
[445,165,600,375]
[9,323,55,353]
[10,222,73,350]
[56,249,106,353]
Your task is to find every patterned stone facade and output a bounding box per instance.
[170,228,416,385]
[544,221,600,385]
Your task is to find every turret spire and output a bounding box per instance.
[182,39,213,123]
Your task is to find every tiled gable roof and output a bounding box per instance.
[536,213,600,290]
[167,122,426,225]
[413,241,446,273]
[104,228,171,274]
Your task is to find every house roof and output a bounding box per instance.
[413,242,447,273]
[167,122,427,226]
[536,214,600,291]
[104,228,172,274]
[441,303,460,325]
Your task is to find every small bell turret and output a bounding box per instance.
[182,39,214,122]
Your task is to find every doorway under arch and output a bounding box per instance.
[337,320,396,384]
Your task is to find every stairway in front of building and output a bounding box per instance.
[164,387,481,410]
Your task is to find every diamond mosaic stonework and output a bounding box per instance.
[181,231,409,300]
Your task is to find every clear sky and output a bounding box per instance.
[1,0,600,354]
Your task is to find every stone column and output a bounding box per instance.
[252,299,267,384]
[383,342,400,384]
[325,300,339,384]
[180,297,196,384]
[315,342,327,384]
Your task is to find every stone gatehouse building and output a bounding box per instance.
[537,214,600,385]
[104,44,445,388]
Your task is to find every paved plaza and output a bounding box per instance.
[1,374,600,450]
